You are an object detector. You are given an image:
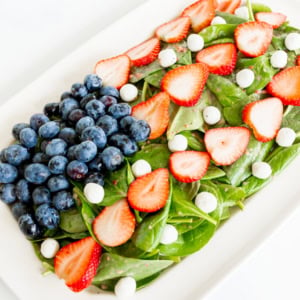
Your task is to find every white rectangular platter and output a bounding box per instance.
[0,0,300,299]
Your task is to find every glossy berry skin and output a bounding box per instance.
[15,179,31,203]
[45,139,68,157]
[11,202,30,220]
[35,204,60,230]
[96,115,118,136]
[48,155,68,174]
[81,126,107,149]
[4,145,30,166]
[99,95,118,109]
[43,102,60,118]
[75,116,95,134]
[85,100,105,120]
[19,128,38,148]
[0,184,16,204]
[129,120,151,142]
[68,109,86,124]
[101,146,124,171]
[67,145,77,160]
[0,163,18,184]
[119,116,137,133]
[108,103,131,119]
[40,140,50,153]
[99,86,120,98]
[18,213,41,239]
[38,121,60,139]
[67,160,88,181]
[52,191,75,211]
[88,154,104,172]
[84,173,105,186]
[47,175,70,192]
[32,152,50,164]
[71,83,88,99]
[32,186,51,205]
[75,141,97,162]
[0,150,7,163]
[12,123,30,140]
[109,134,138,156]
[24,163,51,184]
[60,91,74,101]
[58,127,77,145]
[30,114,49,131]
[80,93,97,109]
[84,74,102,92]
[59,98,79,120]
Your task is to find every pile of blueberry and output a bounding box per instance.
[0,74,150,239]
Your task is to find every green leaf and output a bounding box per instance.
[252,2,272,13]
[145,69,166,88]
[246,0,255,22]
[199,24,238,44]
[218,184,246,207]
[202,165,226,180]
[283,106,300,132]
[216,12,246,24]
[180,131,206,151]
[31,242,54,275]
[205,38,235,47]
[130,60,162,83]
[59,208,87,233]
[126,159,135,185]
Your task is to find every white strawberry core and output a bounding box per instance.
[167,71,196,99]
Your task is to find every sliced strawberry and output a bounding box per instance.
[297,56,300,66]
[54,236,101,292]
[131,92,170,139]
[255,12,287,29]
[169,151,210,183]
[93,199,136,247]
[214,0,241,14]
[125,38,160,66]
[267,66,300,106]
[127,168,169,213]
[196,43,237,75]
[234,21,273,57]
[155,16,191,43]
[182,0,215,32]
[204,127,251,166]
[242,98,283,142]
[94,54,130,89]
[161,63,209,106]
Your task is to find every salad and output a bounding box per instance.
[1,0,300,298]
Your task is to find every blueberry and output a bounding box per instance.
[67,145,77,160]
[40,140,50,153]
[109,134,138,156]
[96,115,118,136]
[45,138,68,156]
[12,123,30,140]
[108,103,131,119]
[38,121,60,139]
[80,93,97,109]
[18,213,41,239]
[99,95,118,109]
[30,114,49,131]
[16,179,31,203]
[0,163,18,183]
[129,120,151,142]
[43,102,60,118]
[48,155,68,174]
[59,98,79,120]
[71,83,88,99]
[24,163,51,184]
[119,116,137,133]
[19,128,38,148]
[4,145,30,166]
[84,173,104,186]
[67,160,88,181]
[0,150,7,163]
[88,153,104,172]
[75,141,97,162]
[99,86,120,98]
[32,186,51,205]
[81,126,107,149]
[47,175,69,192]
[85,100,105,120]
[101,146,124,171]
[68,109,86,124]
[84,74,102,92]
[53,191,75,211]
[58,127,77,145]
[35,204,60,230]
[0,184,16,204]
[60,91,74,101]
[11,202,30,220]
[32,152,50,164]
[75,116,95,134]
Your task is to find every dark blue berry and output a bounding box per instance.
[0,163,18,183]
[119,116,137,133]
[38,121,60,139]
[43,102,60,118]
[45,138,68,156]
[32,152,50,164]
[16,179,31,203]
[12,123,30,140]
[101,146,124,171]
[24,163,51,184]
[48,155,68,174]
[99,86,120,98]
[109,134,138,156]
[35,204,60,230]
[99,95,118,109]
[84,74,102,92]
[30,114,49,131]
[19,128,38,148]
[67,145,77,160]
[0,150,7,163]
[47,175,69,192]
[40,140,50,153]
[68,109,86,124]
[59,98,79,120]
[71,83,88,99]
[80,93,97,109]
[75,141,97,162]
[75,116,95,134]
[84,173,104,186]
[81,126,107,149]
[96,115,118,136]
[108,103,131,119]
[4,145,30,166]
[11,202,30,220]
[60,91,74,101]
[32,186,51,205]
[18,213,41,239]
[129,120,151,142]
[53,191,75,211]
[0,184,16,204]
[88,153,104,172]
[66,160,88,180]
[85,100,105,120]
[58,127,77,145]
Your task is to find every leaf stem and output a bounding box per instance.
[247,0,255,21]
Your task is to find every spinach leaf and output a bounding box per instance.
[252,2,272,13]
[218,184,246,208]
[31,242,54,275]
[205,38,235,47]
[180,131,206,151]
[145,69,166,88]
[170,218,204,234]
[130,60,162,83]
[59,208,87,233]
[199,24,238,44]
[202,165,226,180]
[216,12,246,24]
[283,106,300,132]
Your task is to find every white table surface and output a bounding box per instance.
[1,0,300,299]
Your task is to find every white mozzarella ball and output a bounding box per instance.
[40,238,60,259]
[195,192,218,213]
[285,33,300,51]
[276,127,296,147]
[114,277,136,299]
[252,162,272,179]
[187,34,205,52]
[160,224,178,245]
[203,106,221,125]
[234,7,249,20]
[211,16,227,25]
[168,134,188,152]
[158,49,177,68]
[236,69,255,88]
[270,50,288,68]
[131,159,152,178]
[120,84,138,102]
[83,183,105,204]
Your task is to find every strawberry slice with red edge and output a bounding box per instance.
[242,98,283,142]
[94,54,130,89]
[297,56,300,66]
[155,16,191,43]
[161,63,209,107]
[234,21,273,57]
[255,12,287,29]
[54,236,101,292]
[182,0,215,32]
[214,0,241,14]
[204,127,251,166]
[169,151,210,183]
[128,168,169,213]
[131,92,170,139]
[125,38,160,66]
[267,66,300,106]
[93,199,136,247]
[196,43,237,75]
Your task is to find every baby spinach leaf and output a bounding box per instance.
[218,184,246,208]
[205,38,235,47]
[180,131,206,151]
[283,106,300,132]
[31,242,54,275]
[216,12,246,24]
[145,69,166,88]
[130,60,162,83]
[252,2,272,13]
[202,165,226,180]
[126,159,135,185]
[59,208,87,233]
[171,218,205,234]
[164,41,191,65]
[199,24,238,44]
